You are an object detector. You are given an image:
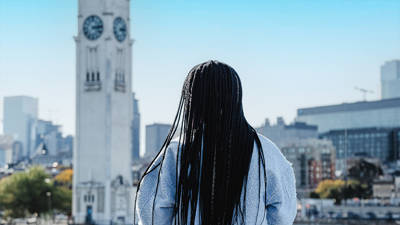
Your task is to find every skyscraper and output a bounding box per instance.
[35,119,62,156]
[381,60,400,99]
[145,123,171,159]
[73,0,134,223]
[3,96,38,160]
[131,92,140,162]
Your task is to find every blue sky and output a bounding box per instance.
[1,0,399,142]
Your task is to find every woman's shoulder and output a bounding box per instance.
[256,133,292,171]
[255,133,297,206]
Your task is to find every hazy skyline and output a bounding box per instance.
[1,0,399,140]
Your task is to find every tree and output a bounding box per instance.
[348,159,382,198]
[309,191,319,198]
[314,179,367,204]
[52,186,72,215]
[348,159,382,183]
[315,179,344,199]
[0,166,72,218]
[54,168,73,189]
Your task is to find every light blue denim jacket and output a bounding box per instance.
[136,134,297,225]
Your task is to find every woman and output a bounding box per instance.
[135,60,297,225]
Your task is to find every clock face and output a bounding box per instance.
[83,15,104,40]
[113,17,127,42]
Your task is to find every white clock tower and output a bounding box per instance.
[73,0,134,224]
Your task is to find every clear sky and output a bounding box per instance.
[1,0,399,142]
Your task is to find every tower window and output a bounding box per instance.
[114,48,126,92]
[84,46,102,91]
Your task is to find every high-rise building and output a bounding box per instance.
[131,92,140,162]
[297,60,400,133]
[0,135,13,168]
[31,120,73,166]
[281,139,336,198]
[145,123,171,159]
[62,135,74,154]
[3,96,38,160]
[35,119,62,156]
[73,0,134,223]
[381,60,400,99]
[11,141,23,164]
[256,117,318,148]
[320,127,400,172]
[296,98,400,133]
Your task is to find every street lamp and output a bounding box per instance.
[44,178,52,222]
[46,191,52,222]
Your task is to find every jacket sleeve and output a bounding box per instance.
[152,145,177,225]
[266,164,297,225]
[136,145,177,225]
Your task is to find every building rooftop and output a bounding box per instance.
[146,123,171,127]
[285,122,317,130]
[297,97,400,116]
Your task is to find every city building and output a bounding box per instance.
[145,123,171,159]
[31,120,73,167]
[296,97,400,133]
[131,92,140,162]
[373,178,397,199]
[3,96,38,160]
[11,141,23,164]
[296,60,400,133]
[320,127,400,172]
[281,139,336,198]
[73,0,134,223]
[256,117,318,148]
[0,135,13,168]
[35,119,63,156]
[62,135,74,154]
[381,60,400,99]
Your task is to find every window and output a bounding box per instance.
[84,194,95,203]
[114,48,126,92]
[84,46,101,91]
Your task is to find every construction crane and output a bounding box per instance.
[354,86,374,101]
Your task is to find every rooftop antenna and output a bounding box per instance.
[354,86,374,101]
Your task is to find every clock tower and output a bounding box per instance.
[73,0,134,224]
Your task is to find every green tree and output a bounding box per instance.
[0,166,72,218]
[52,186,72,215]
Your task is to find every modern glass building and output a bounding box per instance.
[296,97,400,133]
[320,127,400,172]
[381,60,400,99]
[145,123,171,159]
[3,96,38,160]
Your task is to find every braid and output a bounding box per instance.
[135,60,267,225]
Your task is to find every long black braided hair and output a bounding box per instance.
[135,60,267,225]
